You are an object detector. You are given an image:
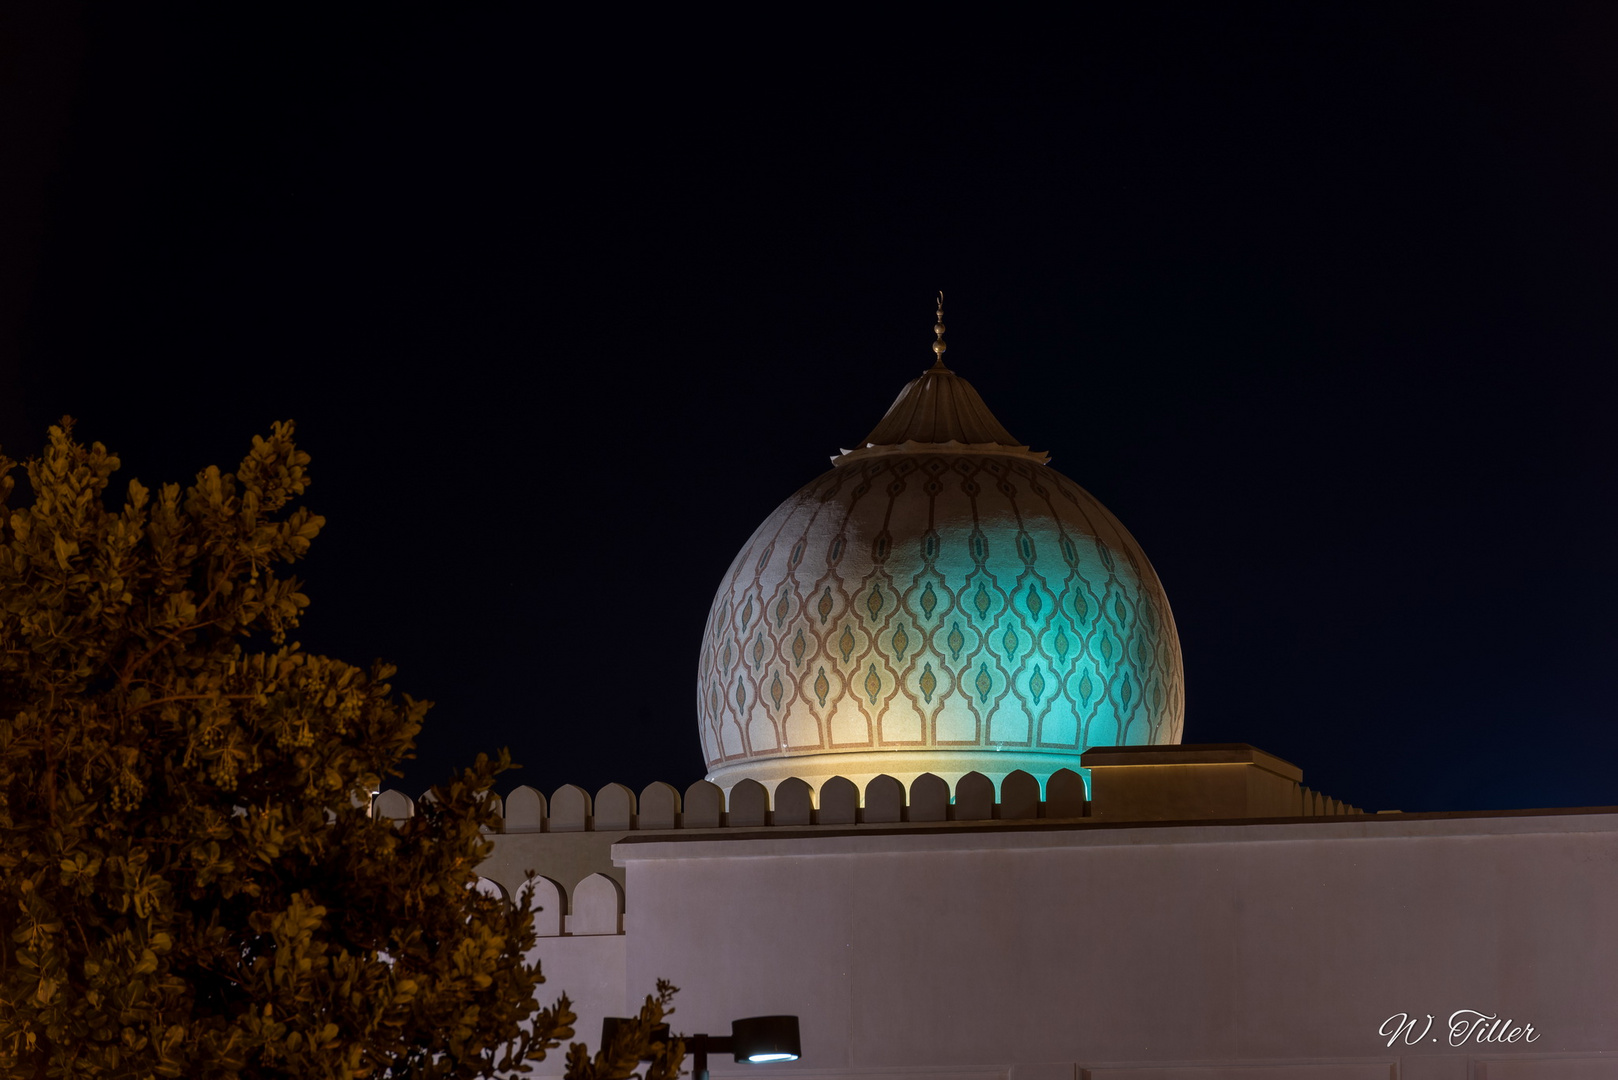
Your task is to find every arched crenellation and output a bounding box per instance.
[683,780,724,828]
[818,776,859,825]
[505,785,546,831]
[550,785,592,831]
[569,874,624,936]
[639,781,681,829]
[520,876,567,938]
[864,775,905,823]
[774,777,814,826]
[594,783,636,830]
[909,773,948,822]
[728,779,768,827]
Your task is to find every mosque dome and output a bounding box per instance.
[698,309,1184,794]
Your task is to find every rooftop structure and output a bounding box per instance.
[698,299,1183,794]
[390,301,1613,1076]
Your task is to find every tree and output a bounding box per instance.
[0,421,682,1080]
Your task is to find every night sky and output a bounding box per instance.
[2,7,1614,813]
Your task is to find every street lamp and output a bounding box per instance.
[602,1014,800,1078]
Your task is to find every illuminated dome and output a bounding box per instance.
[698,313,1183,794]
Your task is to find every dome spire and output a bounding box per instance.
[932,290,949,370]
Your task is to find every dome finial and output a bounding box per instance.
[931,290,948,369]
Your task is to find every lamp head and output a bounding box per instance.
[731,1015,801,1064]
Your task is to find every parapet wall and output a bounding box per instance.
[373,745,1362,835]
[375,768,1087,834]
[373,744,1364,927]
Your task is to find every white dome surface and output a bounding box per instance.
[698,356,1184,795]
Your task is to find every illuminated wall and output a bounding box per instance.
[698,451,1183,790]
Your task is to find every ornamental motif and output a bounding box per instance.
[697,453,1184,772]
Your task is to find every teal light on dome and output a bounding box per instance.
[698,306,1183,791]
[697,452,1184,786]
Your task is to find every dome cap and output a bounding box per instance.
[835,294,1048,466]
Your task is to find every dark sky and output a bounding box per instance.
[2,6,1614,813]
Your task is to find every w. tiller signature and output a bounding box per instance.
[1380,1010,1540,1048]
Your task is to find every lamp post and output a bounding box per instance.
[602,1014,800,1079]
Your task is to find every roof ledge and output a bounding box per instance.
[832,439,1049,466]
[1081,743,1304,782]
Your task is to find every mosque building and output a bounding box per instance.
[376,302,1616,1078]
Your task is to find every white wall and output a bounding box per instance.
[606,811,1618,1077]
[522,933,625,1077]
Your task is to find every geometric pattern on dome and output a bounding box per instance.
[698,452,1184,775]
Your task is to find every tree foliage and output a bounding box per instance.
[0,422,682,1079]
